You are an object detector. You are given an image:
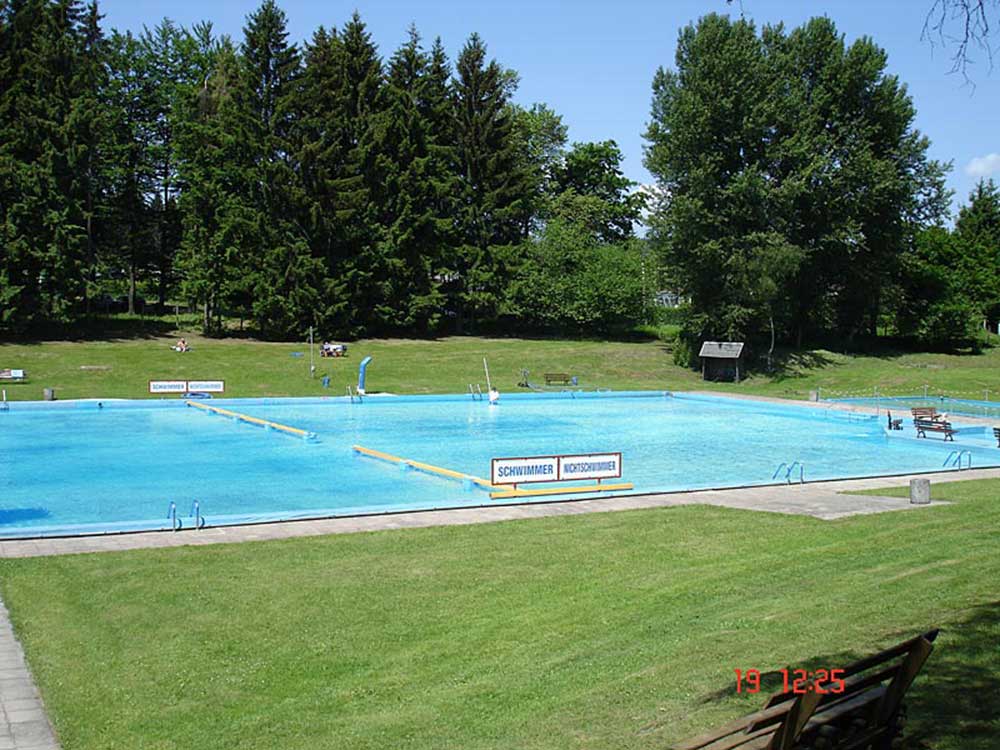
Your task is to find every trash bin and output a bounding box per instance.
[321,375,330,388]
[910,478,930,505]
[43,387,55,401]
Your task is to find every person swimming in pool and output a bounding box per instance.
[488,386,500,405]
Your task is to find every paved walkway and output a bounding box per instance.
[3,467,998,560]
[0,600,59,750]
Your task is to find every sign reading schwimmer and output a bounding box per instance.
[148,380,188,394]
[148,379,225,394]
[491,452,622,486]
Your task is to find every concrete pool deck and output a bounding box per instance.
[2,467,998,560]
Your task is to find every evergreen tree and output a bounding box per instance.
[954,179,1000,324]
[451,33,530,327]
[236,0,321,337]
[104,29,156,315]
[370,26,451,333]
[141,19,198,308]
[294,25,353,335]
[335,12,386,334]
[73,1,109,313]
[174,37,246,333]
[0,0,91,330]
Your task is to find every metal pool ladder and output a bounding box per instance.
[771,461,805,484]
[943,450,972,470]
[167,500,207,530]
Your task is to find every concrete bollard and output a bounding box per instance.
[910,478,931,505]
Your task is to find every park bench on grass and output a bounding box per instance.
[544,372,573,386]
[0,369,25,381]
[910,407,940,421]
[994,427,1000,448]
[914,418,956,441]
[673,629,938,750]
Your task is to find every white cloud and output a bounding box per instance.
[965,153,1000,178]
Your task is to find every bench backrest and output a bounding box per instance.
[911,407,938,417]
[673,629,938,750]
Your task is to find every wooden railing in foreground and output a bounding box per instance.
[673,629,938,750]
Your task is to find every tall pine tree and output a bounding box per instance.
[451,33,530,328]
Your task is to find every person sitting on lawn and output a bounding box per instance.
[172,338,189,352]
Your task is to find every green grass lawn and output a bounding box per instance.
[1,323,999,401]
[1,479,998,749]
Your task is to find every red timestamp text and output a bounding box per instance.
[734,668,846,695]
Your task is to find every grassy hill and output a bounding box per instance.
[2,325,999,402]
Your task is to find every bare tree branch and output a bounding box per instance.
[921,0,998,82]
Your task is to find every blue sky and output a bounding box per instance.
[100,0,998,215]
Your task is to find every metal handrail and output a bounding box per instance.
[189,500,206,529]
[772,463,788,480]
[168,501,181,531]
[942,450,972,470]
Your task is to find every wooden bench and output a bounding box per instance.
[994,427,1000,448]
[914,418,956,441]
[673,629,938,750]
[0,368,25,381]
[910,407,940,420]
[544,372,573,386]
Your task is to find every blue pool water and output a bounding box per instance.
[2,392,999,538]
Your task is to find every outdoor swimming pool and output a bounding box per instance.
[2,391,999,538]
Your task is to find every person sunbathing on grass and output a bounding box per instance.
[171,338,189,353]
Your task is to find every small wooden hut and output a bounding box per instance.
[698,341,745,383]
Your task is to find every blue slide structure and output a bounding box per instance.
[357,356,373,394]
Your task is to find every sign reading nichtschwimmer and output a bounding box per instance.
[186,380,225,393]
[148,379,225,394]
[558,453,622,481]
[491,452,622,486]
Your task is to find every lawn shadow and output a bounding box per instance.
[764,349,838,383]
[694,603,1000,749]
[6,315,179,344]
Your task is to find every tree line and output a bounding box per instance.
[644,14,1000,361]
[3,4,997,355]
[0,0,646,338]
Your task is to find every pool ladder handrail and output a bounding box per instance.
[943,450,972,470]
[347,385,362,403]
[189,499,207,529]
[469,383,483,401]
[1,389,7,411]
[168,501,182,531]
[772,461,805,484]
